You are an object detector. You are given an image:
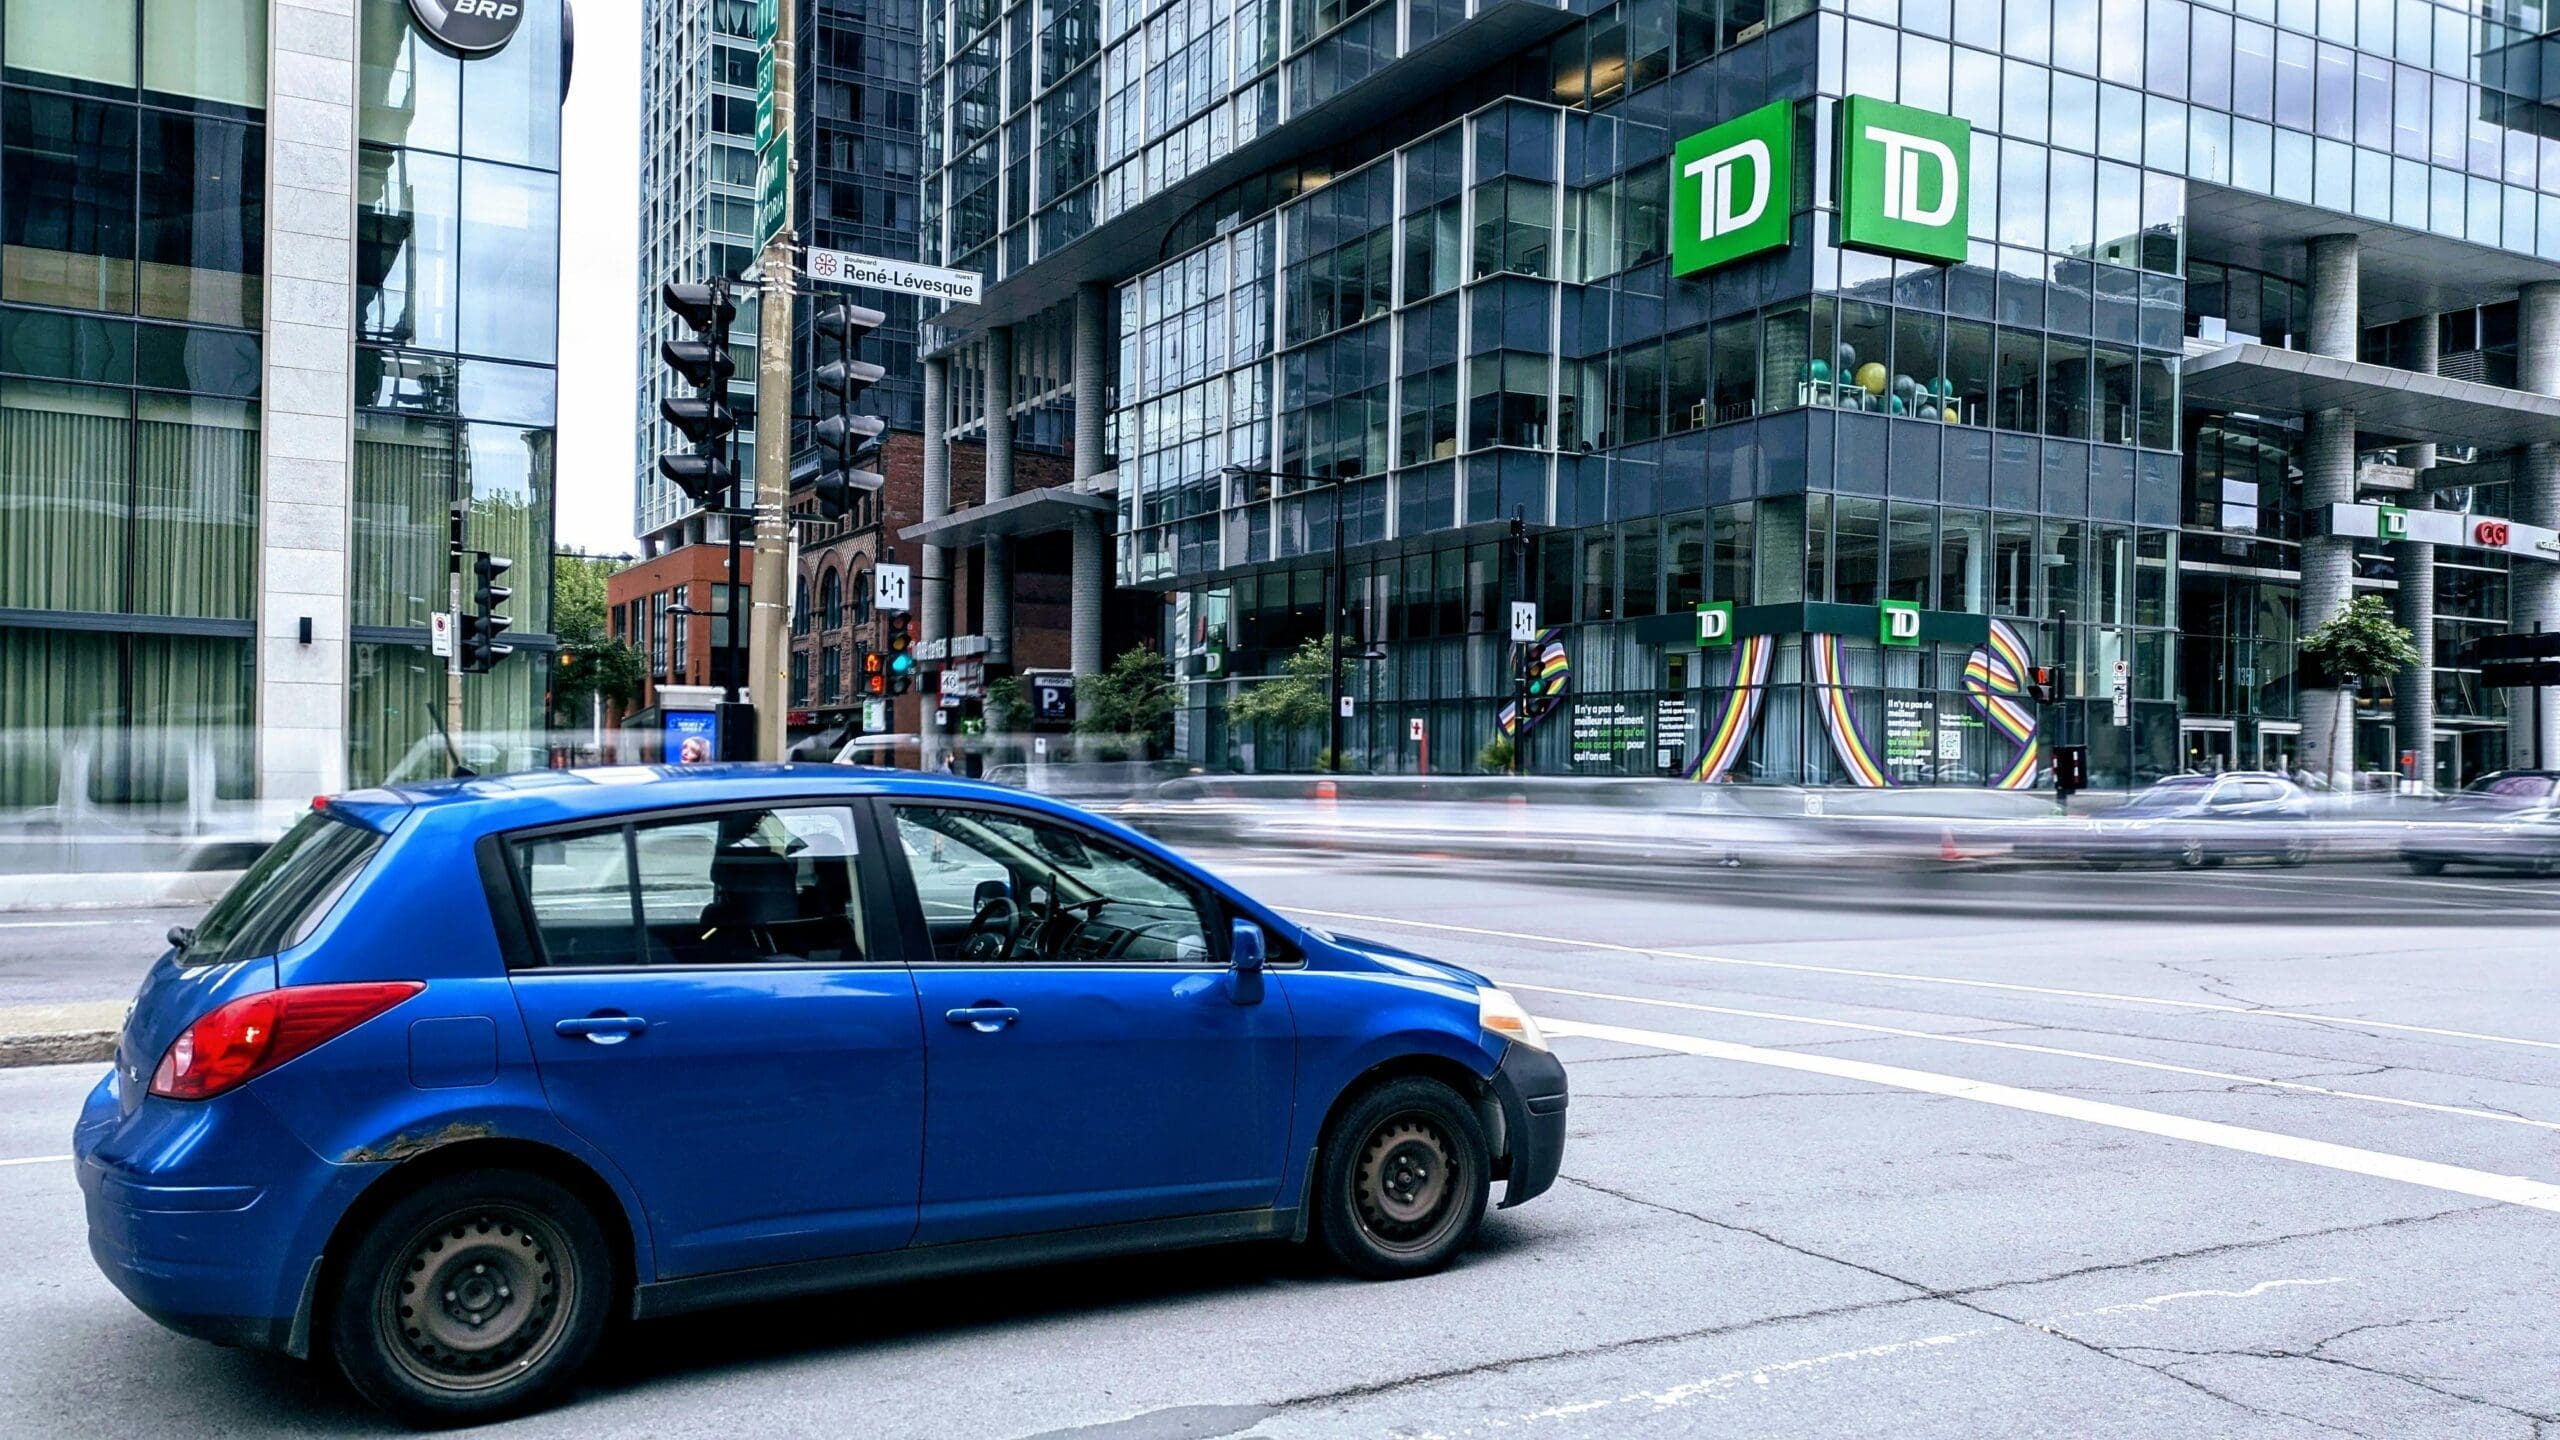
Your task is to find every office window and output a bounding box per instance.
[2,93,139,314]
[6,1,137,89]
[143,0,267,108]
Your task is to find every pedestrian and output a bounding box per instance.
[939,750,958,775]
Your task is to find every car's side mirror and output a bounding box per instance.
[972,878,1011,909]
[1229,919,1266,1006]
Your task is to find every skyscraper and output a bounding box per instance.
[914,0,2560,786]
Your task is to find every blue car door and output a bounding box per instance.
[502,801,925,1278]
[884,800,1296,1245]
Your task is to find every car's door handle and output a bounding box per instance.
[556,1014,649,1043]
[944,1005,1020,1032]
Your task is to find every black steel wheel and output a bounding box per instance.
[1314,1076,1489,1279]
[331,1170,611,1428]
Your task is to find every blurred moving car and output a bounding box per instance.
[2402,803,2560,875]
[2063,772,2315,868]
[2451,770,2560,812]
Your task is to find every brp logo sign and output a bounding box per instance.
[2476,520,2512,547]
[408,0,526,55]
[1671,102,1793,276]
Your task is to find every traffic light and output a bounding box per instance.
[861,646,886,696]
[459,552,514,673]
[811,302,888,520]
[886,615,915,695]
[2053,743,2089,800]
[2026,665,2061,705]
[658,280,739,510]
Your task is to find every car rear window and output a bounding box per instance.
[184,811,383,967]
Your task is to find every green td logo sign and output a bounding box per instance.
[1837,96,1970,265]
[1671,101,1793,277]
[1880,600,1923,647]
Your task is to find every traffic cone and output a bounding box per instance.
[1315,779,1337,810]
[1939,827,1965,863]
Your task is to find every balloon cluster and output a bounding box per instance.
[1802,343,1959,422]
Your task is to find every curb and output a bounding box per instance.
[0,1002,124,1071]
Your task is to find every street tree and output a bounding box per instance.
[549,552,646,729]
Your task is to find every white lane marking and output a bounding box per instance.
[0,920,124,929]
[0,1154,71,1168]
[1513,981,2560,1132]
[1289,907,2560,1053]
[1416,1276,2351,1438]
[1544,1017,2560,1213]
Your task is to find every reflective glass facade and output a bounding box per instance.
[0,1,565,804]
[942,0,2560,785]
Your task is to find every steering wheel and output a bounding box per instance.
[959,896,1020,961]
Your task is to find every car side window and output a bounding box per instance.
[892,804,1214,966]
[511,805,871,968]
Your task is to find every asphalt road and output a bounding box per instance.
[3,857,2558,1437]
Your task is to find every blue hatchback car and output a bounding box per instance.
[76,766,1566,1426]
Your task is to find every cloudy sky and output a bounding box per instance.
[553,0,644,557]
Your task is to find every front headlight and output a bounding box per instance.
[1479,987,1548,1051]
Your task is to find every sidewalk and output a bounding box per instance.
[0,907,196,1070]
[0,1002,120,1068]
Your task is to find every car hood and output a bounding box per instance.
[1314,929,1490,989]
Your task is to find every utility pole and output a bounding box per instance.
[747,0,800,760]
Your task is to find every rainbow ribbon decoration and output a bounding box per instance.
[1685,633,1773,783]
[1965,617,2041,789]
[1810,631,1892,787]
[1496,627,1571,738]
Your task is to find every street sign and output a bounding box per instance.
[1409,717,1426,741]
[757,139,788,249]
[862,699,886,732]
[1339,695,1356,719]
[1509,602,1538,642]
[1031,675,1074,725]
[875,562,912,612]
[2483,660,2560,689]
[2465,632,2560,663]
[429,610,453,658]
[804,247,986,306]
[2111,656,2130,725]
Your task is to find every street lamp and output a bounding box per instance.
[1223,464,1355,770]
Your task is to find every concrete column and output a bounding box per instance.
[2512,282,2560,769]
[920,356,951,651]
[2392,317,2440,783]
[982,327,1015,665]
[2300,234,2360,786]
[1070,284,1109,678]
[256,2,360,800]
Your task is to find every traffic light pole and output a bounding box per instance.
[747,0,799,761]
[446,501,466,775]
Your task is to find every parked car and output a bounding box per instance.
[2055,771,2316,868]
[75,766,1566,1426]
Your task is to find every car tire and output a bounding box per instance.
[1313,1076,1491,1281]
[2277,838,2311,868]
[2406,856,2446,876]
[2174,840,2209,870]
[328,1169,613,1429]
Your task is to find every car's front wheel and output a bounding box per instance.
[329,1169,613,1428]
[1314,1076,1491,1279]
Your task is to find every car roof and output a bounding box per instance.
[344,764,1049,834]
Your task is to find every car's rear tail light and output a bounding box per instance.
[150,982,423,1100]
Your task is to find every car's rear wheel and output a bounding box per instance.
[330,1169,612,1429]
[1313,1076,1490,1280]
[2406,856,2447,876]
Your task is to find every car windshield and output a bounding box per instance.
[2125,778,2214,808]
[2469,775,2557,799]
[183,810,383,967]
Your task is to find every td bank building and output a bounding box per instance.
[921,0,2560,788]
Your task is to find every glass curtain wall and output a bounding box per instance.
[0,1,266,808]
[351,0,561,785]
